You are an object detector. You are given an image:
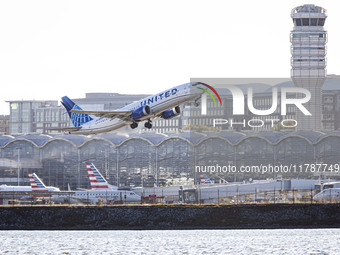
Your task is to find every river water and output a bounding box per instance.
[0,229,339,254]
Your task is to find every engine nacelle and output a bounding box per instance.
[131,105,151,120]
[161,106,180,119]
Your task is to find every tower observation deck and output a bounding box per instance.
[290,4,327,131]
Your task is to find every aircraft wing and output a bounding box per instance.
[46,127,82,132]
[70,109,133,120]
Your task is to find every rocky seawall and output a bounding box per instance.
[1,204,340,230]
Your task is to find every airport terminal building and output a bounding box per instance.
[1,131,340,190]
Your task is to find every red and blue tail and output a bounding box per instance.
[28,172,47,191]
[200,173,213,184]
[86,162,114,190]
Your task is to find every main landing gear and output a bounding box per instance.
[144,119,152,129]
[130,122,138,129]
[130,120,152,129]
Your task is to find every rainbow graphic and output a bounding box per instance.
[195,82,222,106]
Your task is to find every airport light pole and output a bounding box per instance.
[141,170,144,199]
[155,147,158,187]
[116,148,119,187]
[16,147,22,186]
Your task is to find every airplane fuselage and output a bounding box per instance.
[51,190,141,204]
[0,185,59,192]
[313,188,340,202]
[0,185,60,200]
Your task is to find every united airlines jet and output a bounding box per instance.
[51,82,214,135]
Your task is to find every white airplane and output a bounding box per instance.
[51,189,141,205]
[0,184,32,193]
[71,189,141,204]
[0,172,60,202]
[0,172,59,193]
[50,82,220,135]
[313,188,340,202]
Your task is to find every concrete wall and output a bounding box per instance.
[1,204,340,230]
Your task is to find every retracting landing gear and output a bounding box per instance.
[144,119,152,129]
[194,98,200,107]
[130,122,138,129]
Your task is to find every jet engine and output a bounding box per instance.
[131,105,151,120]
[161,106,180,119]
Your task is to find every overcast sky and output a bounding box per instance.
[0,0,339,115]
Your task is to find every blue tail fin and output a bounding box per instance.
[61,96,93,127]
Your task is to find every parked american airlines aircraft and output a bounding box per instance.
[50,82,218,135]
[0,173,60,202]
[0,173,59,193]
[70,187,141,204]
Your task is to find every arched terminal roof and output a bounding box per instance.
[1,130,339,148]
[52,134,89,147]
[15,134,52,147]
[90,133,129,146]
[166,132,207,145]
[0,135,15,147]
[284,131,325,144]
[126,133,167,146]
[212,131,247,144]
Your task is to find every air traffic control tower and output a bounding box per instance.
[290,4,327,131]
